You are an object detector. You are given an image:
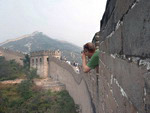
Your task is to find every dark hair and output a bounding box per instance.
[83,42,96,52]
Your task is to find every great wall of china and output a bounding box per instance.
[0,0,150,113]
[0,47,24,65]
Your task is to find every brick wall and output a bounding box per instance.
[98,0,150,112]
[48,56,96,113]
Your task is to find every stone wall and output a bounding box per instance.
[48,56,95,113]
[0,47,24,65]
[97,0,150,112]
[47,55,106,113]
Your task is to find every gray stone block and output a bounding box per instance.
[114,0,135,24]
[101,0,117,29]
[99,25,122,54]
[100,0,135,41]
[108,25,122,54]
[112,81,137,113]
[101,12,116,40]
[99,39,109,53]
[98,75,106,113]
[103,79,119,113]
[123,0,150,57]
[99,52,145,112]
[144,72,150,112]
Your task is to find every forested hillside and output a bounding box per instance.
[0,56,79,113]
[0,83,78,113]
[0,56,25,81]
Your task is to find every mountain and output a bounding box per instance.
[0,31,82,63]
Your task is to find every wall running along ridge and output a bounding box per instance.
[0,47,24,65]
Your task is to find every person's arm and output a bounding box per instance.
[82,53,90,73]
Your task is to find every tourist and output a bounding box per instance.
[81,42,99,73]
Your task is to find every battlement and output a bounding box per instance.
[30,50,61,58]
[92,32,100,49]
[30,50,51,57]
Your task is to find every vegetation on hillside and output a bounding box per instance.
[0,83,79,113]
[0,56,24,81]
[0,56,79,113]
[0,55,38,81]
[0,81,77,113]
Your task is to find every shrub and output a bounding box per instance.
[17,80,33,100]
[0,57,24,81]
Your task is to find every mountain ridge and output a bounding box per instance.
[0,31,82,63]
[0,31,42,46]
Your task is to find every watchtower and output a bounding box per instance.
[51,50,61,59]
[30,50,50,78]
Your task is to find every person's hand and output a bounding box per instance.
[81,52,86,60]
[81,51,90,73]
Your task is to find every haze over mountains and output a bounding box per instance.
[0,31,82,63]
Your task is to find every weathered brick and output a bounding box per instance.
[123,0,150,57]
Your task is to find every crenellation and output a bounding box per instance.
[30,50,61,59]
[92,32,100,49]
[30,50,51,57]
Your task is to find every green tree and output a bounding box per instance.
[23,54,30,71]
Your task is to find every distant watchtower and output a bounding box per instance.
[51,50,61,59]
[30,50,50,78]
[30,50,61,78]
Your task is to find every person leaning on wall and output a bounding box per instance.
[81,42,100,73]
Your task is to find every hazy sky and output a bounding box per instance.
[0,0,107,47]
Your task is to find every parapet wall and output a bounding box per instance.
[98,0,150,112]
[48,56,96,113]
[100,0,150,57]
[0,47,24,65]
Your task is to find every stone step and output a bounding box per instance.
[34,78,66,91]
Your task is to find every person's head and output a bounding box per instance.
[83,42,96,58]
